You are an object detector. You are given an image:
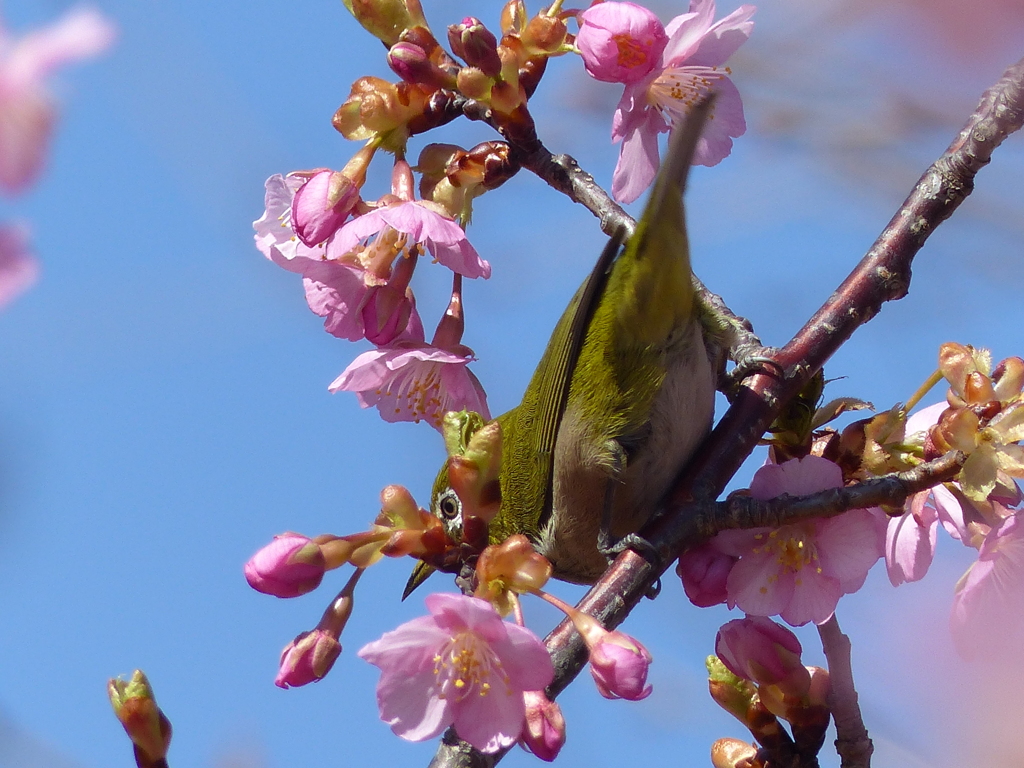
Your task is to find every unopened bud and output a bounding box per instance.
[588,631,653,701]
[500,0,527,35]
[448,17,502,77]
[711,738,760,768]
[342,0,428,46]
[245,534,326,598]
[521,690,566,761]
[522,14,568,56]
[456,66,493,100]
[475,534,552,614]
[388,41,431,83]
[108,670,172,765]
[275,629,342,688]
[706,655,757,724]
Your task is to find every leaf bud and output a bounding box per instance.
[342,0,428,46]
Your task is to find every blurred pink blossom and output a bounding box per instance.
[950,509,1024,659]
[358,593,554,753]
[714,456,886,626]
[0,6,114,193]
[592,0,754,203]
[0,224,37,308]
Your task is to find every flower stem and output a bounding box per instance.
[905,368,943,413]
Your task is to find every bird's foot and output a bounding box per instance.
[597,530,665,599]
[724,348,786,397]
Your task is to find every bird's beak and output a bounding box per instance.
[402,560,437,601]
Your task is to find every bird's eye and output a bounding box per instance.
[438,490,461,522]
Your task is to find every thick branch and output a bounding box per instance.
[818,617,873,768]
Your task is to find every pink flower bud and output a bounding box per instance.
[291,170,359,247]
[387,41,432,84]
[275,629,342,688]
[588,631,653,701]
[448,17,502,77]
[576,2,667,84]
[521,690,566,762]
[244,534,326,598]
[715,616,810,697]
[676,542,736,607]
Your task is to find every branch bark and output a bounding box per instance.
[818,616,873,768]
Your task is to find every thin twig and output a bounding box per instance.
[818,616,873,768]
[707,451,964,536]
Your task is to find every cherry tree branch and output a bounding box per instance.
[426,54,1024,768]
[709,451,964,533]
[818,616,873,768]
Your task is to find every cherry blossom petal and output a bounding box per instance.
[726,551,794,617]
[783,572,843,626]
[611,104,663,203]
[886,492,938,586]
[749,455,843,499]
[933,483,968,541]
[815,508,885,593]
[685,4,756,68]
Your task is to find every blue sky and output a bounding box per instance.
[1,1,1023,767]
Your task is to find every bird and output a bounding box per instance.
[406,97,725,594]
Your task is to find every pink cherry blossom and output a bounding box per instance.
[715,616,810,696]
[714,456,886,626]
[329,308,489,430]
[588,630,653,701]
[244,534,326,598]
[576,2,668,84]
[328,200,491,279]
[0,7,114,193]
[276,628,342,688]
[950,508,1024,659]
[358,593,554,754]
[597,0,755,203]
[0,224,37,308]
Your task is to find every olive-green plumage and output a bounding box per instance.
[411,100,721,592]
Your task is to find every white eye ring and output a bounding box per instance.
[437,489,461,521]
[435,488,463,540]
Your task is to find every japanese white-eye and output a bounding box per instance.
[406,99,724,593]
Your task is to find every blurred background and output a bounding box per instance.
[1,0,1023,766]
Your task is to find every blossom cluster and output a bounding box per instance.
[255,0,753,430]
[0,7,113,309]
[677,343,1024,664]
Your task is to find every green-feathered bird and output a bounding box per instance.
[406,99,723,594]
